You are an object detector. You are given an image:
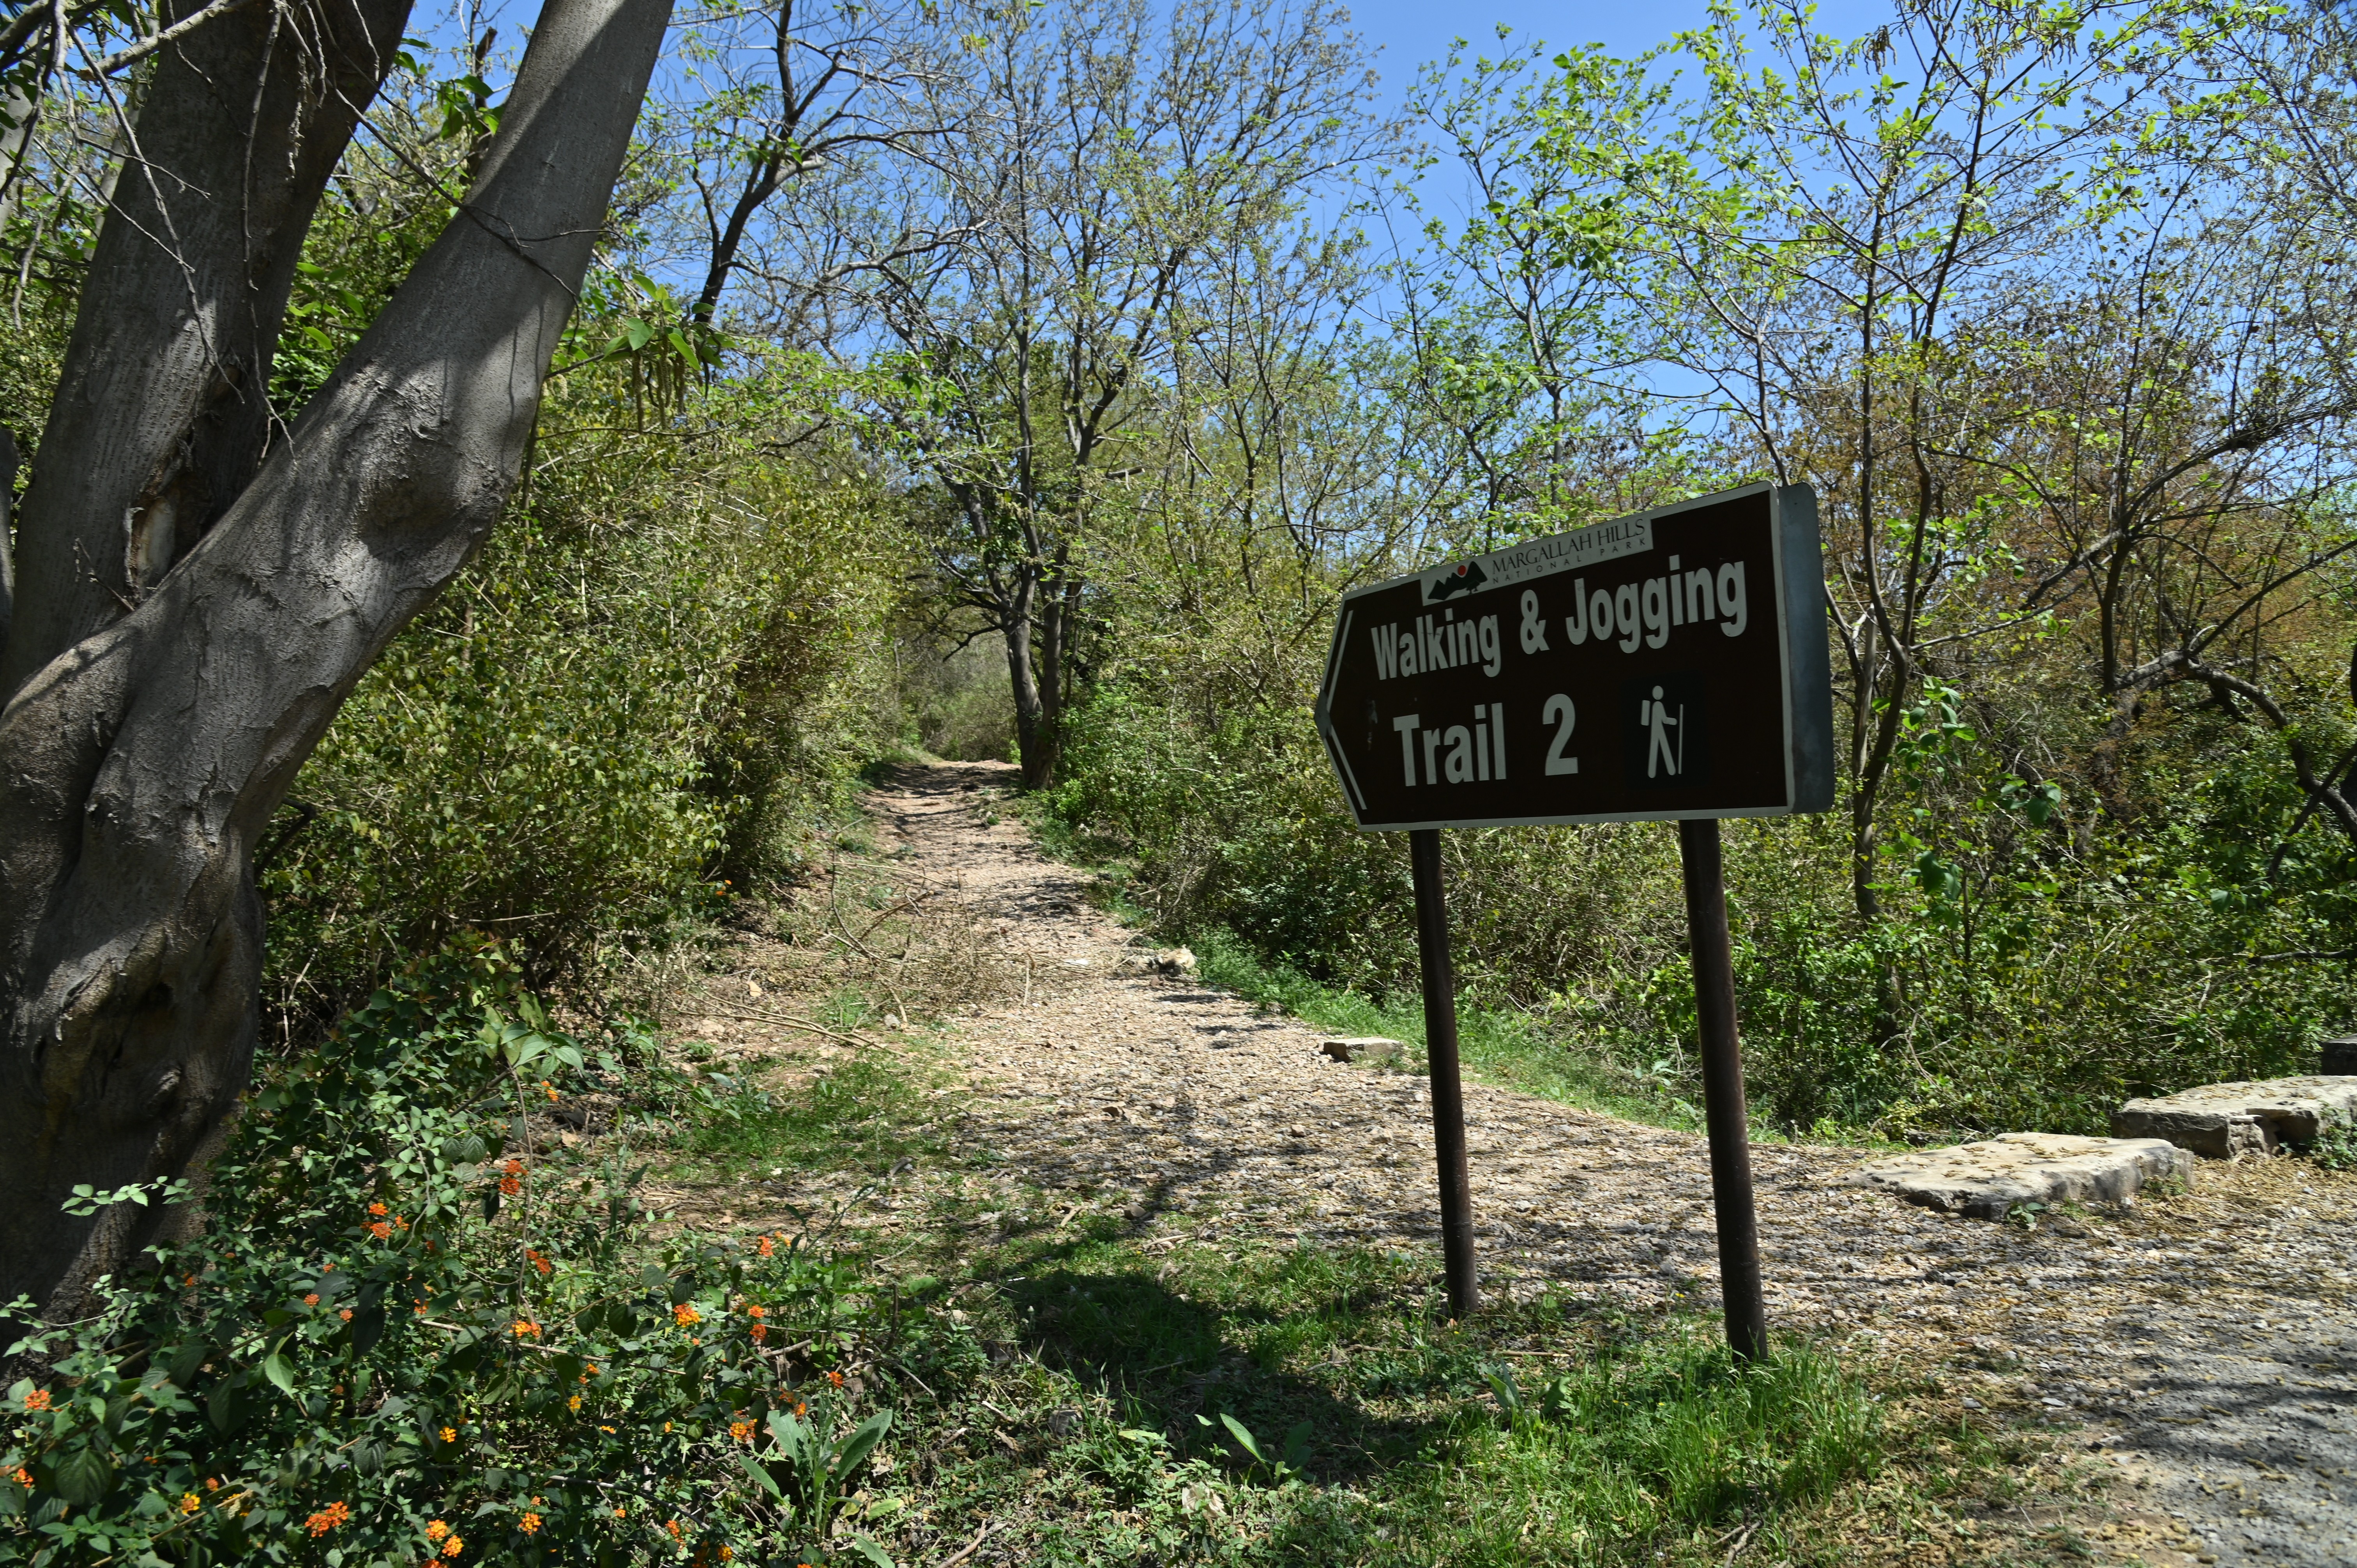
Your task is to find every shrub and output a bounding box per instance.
[261,413,906,1019]
[1050,668,2353,1139]
[2,941,899,1568]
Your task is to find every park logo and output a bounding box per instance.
[1423,559,1490,602]
[1621,673,1709,790]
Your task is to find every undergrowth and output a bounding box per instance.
[624,995,2090,1567]
[2,940,906,1568]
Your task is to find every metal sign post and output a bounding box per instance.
[1678,817,1767,1360]
[1312,483,1833,1358]
[1409,828,1479,1317]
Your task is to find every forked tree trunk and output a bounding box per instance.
[0,0,416,697]
[0,0,675,1320]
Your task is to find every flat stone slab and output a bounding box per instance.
[1850,1132,2193,1220]
[1318,1036,1405,1066]
[2111,1075,2357,1158]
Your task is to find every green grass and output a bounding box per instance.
[640,1015,2095,1567]
[871,1206,1895,1566]
[1188,927,1709,1134]
[678,1035,952,1181]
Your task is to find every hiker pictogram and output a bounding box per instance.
[1641,685,1683,777]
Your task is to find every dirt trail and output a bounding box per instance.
[691,761,2357,1567]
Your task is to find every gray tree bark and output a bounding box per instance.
[0,0,415,697]
[0,0,675,1319]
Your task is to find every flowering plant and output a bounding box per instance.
[1,940,895,1566]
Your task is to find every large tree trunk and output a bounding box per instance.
[0,0,416,698]
[0,0,675,1320]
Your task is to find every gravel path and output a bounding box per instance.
[689,761,2357,1566]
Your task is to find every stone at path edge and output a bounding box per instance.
[2111,1075,2357,1158]
[1319,1037,1406,1066]
[1848,1132,2193,1220]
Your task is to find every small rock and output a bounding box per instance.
[1286,1124,1309,1139]
[1147,947,1196,976]
[2111,1075,2357,1157]
[1319,1036,1405,1066]
[1849,1132,2193,1219]
[1048,1407,1079,1436]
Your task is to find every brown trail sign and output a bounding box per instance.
[1314,483,1835,1351]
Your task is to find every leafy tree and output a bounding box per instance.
[841,0,1380,786]
[0,0,675,1321]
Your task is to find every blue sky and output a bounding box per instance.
[1339,0,1895,103]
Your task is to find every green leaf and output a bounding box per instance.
[1281,1421,1312,1473]
[848,1535,895,1568]
[168,1340,207,1388]
[261,1353,297,1395]
[207,1376,247,1434]
[1217,1412,1265,1464]
[832,1411,892,1478]
[736,1451,782,1499]
[766,1409,815,1466]
[51,1447,114,1507]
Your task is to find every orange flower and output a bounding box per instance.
[302,1293,321,1307]
[720,1549,734,1563]
[827,1370,844,1388]
[673,1302,701,1328]
[178,1492,200,1514]
[442,1534,463,1558]
[396,1215,410,1229]
[568,1394,582,1412]
[599,1425,616,1434]
[368,1202,388,1217]
[756,1235,775,1257]
[526,1247,552,1277]
[502,1158,525,1174]
[749,1323,768,1344]
[729,1420,755,1442]
[426,1520,450,1540]
[304,1501,352,1536]
[368,1221,392,1240]
[792,1401,806,1416]
[613,1505,627,1518]
[12,1468,34,1487]
[339,1308,354,1322]
[21,1390,49,1412]
[498,1174,521,1197]
[512,1319,540,1338]
[205,1478,220,1490]
[440,1426,457,1443]
[519,1511,542,1535]
[665,1519,686,1542]
[746,1303,767,1319]
[542,1082,558,1103]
